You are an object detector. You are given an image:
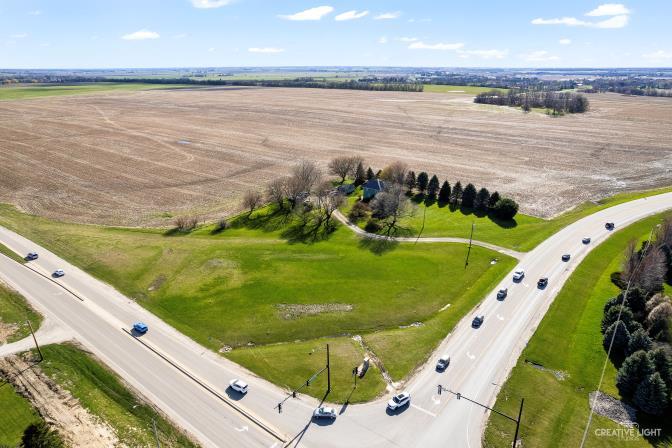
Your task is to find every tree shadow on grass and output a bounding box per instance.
[487,213,518,229]
[281,220,335,245]
[359,236,399,255]
[230,205,294,234]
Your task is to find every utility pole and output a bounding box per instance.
[465,222,475,268]
[438,385,523,448]
[326,343,331,394]
[27,320,43,362]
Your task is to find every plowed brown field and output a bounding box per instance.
[1,87,671,225]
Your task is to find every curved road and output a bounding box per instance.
[1,192,671,447]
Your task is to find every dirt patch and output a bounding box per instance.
[0,353,120,447]
[276,303,353,320]
[526,360,569,381]
[0,319,19,344]
[147,274,167,292]
[1,89,671,225]
[588,391,638,427]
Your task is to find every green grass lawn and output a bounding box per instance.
[0,283,42,344]
[483,211,672,448]
[0,203,513,402]
[423,84,510,95]
[0,382,41,447]
[0,241,26,264]
[0,83,187,101]
[38,343,197,447]
[345,186,672,252]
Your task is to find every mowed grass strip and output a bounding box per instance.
[483,211,672,448]
[0,282,42,344]
[38,343,198,447]
[0,83,187,101]
[345,186,672,252]
[0,383,41,447]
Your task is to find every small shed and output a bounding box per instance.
[362,178,385,200]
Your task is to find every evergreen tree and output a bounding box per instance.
[634,373,668,415]
[427,175,440,199]
[354,162,366,186]
[492,198,519,220]
[604,294,629,314]
[628,328,653,355]
[375,169,382,178]
[461,183,477,208]
[601,305,635,333]
[366,167,375,180]
[616,350,655,399]
[488,191,500,209]
[649,348,672,391]
[404,171,417,193]
[416,172,429,194]
[475,187,490,210]
[438,181,451,203]
[21,422,65,448]
[451,181,463,205]
[603,320,630,359]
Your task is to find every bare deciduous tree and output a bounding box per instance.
[328,155,364,184]
[266,177,288,208]
[242,190,263,216]
[313,180,345,230]
[174,216,198,232]
[370,184,414,235]
[379,161,408,186]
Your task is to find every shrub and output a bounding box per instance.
[364,219,383,233]
[349,201,371,222]
[492,198,519,220]
[174,216,198,232]
[21,422,65,448]
[213,218,229,233]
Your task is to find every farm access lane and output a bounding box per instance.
[1,191,672,447]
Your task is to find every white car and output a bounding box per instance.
[313,406,336,420]
[512,270,525,282]
[436,355,451,371]
[53,269,65,277]
[387,391,411,410]
[229,379,248,394]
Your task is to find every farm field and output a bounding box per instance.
[0,204,515,402]
[1,87,671,226]
[483,211,672,447]
[0,82,187,101]
[423,84,509,95]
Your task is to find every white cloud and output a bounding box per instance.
[521,50,560,62]
[642,50,672,61]
[190,0,231,9]
[408,41,464,51]
[398,37,419,42]
[10,33,28,39]
[280,6,334,21]
[374,11,401,20]
[248,47,285,53]
[595,15,629,28]
[378,36,388,44]
[586,3,630,16]
[28,10,42,16]
[531,15,628,29]
[122,29,160,40]
[458,49,509,59]
[559,38,572,45]
[335,10,369,21]
[208,47,216,52]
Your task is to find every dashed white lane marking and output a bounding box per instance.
[234,425,249,432]
[523,282,530,288]
[431,395,441,405]
[466,351,476,360]
[411,404,437,418]
[496,314,505,321]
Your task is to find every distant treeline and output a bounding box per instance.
[586,77,672,97]
[474,89,589,114]
[420,73,581,91]
[30,76,424,92]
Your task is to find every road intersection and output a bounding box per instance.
[1,192,671,447]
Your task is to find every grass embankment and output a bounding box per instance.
[344,186,672,252]
[0,241,26,264]
[0,203,513,402]
[423,84,510,95]
[0,384,41,447]
[0,83,188,101]
[38,343,197,447]
[0,283,42,344]
[483,211,672,447]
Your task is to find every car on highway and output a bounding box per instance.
[313,406,337,420]
[561,254,571,262]
[512,270,525,282]
[133,322,148,334]
[605,222,615,230]
[537,277,548,289]
[582,237,591,244]
[471,315,485,328]
[387,392,411,410]
[229,379,248,394]
[436,355,451,371]
[52,269,65,277]
[496,288,508,300]
[25,252,39,261]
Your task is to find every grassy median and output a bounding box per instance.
[0,283,42,344]
[483,211,672,447]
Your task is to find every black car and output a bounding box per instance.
[561,254,571,262]
[496,288,508,300]
[537,277,548,288]
[605,222,615,230]
[25,252,39,261]
[582,237,591,244]
[472,315,484,328]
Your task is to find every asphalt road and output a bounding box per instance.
[1,192,671,448]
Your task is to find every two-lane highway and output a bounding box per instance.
[1,191,671,447]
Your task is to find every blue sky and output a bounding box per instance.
[1,1,670,68]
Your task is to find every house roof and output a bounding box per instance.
[362,178,385,191]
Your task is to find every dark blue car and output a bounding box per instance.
[133,322,148,334]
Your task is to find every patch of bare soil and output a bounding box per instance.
[588,391,638,427]
[0,319,19,344]
[1,88,671,225]
[0,354,120,447]
[276,303,353,320]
